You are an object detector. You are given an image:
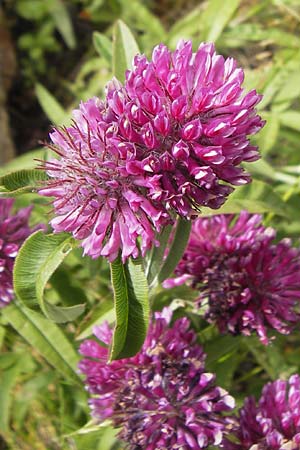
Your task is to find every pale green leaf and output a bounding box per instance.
[2,304,81,384]
[36,83,67,125]
[168,5,204,45]
[279,110,300,131]
[76,303,115,341]
[14,231,84,323]
[112,20,140,82]
[157,218,191,284]
[146,224,173,285]
[0,148,48,175]
[259,51,300,109]
[256,112,280,155]
[203,0,241,42]
[93,32,112,64]
[0,355,24,432]
[47,0,76,49]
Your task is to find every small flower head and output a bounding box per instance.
[223,374,300,450]
[165,212,300,344]
[39,40,264,262]
[79,310,235,449]
[0,198,34,307]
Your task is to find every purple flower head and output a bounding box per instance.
[79,309,235,449]
[164,212,300,344]
[223,374,300,450]
[0,198,34,307]
[39,40,264,262]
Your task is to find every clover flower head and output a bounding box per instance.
[0,198,34,307]
[223,374,300,450]
[79,309,235,449]
[39,40,264,263]
[165,212,300,344]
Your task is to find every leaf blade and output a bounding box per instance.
[157,218,191,284]
[112,20,140,82]
[0,169,48,197]
[109,256,149,360]
[14,231,84,323]
[2,304,81,384]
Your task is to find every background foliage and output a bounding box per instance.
[1,0,300,449]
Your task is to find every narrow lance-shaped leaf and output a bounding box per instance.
[14,231,85,323]
[112,20,140,82]
[146,224,173,285]
[0,169,48,197]
[46,0,76,49]
[203,0,241,43]
[93,32,112,64]
[0,354,23,432]
[157,218,192,285]
[2,303,81,384]
[109,256,149,361]
[36,83,67,125]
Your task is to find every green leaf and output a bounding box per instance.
[0,148,48,175]
[202,180,290,217]
[244,158,277,181]
[14,231,85,323]
[157,218,192,284]
[76,302,115,341]
[120,0,166,42]
[112,20,140,82]
[0,355,24,432]
[2,304,81,384]
[168,5,203,45]
[0,169,48,197]
[279,110,300,131]
[259,51,300,109]
[256,112,280,155]
[36,83,67,125]
[223,24,300,49]
[146,224,173,285]
[109,256,149,361]
[273,69,300,109]
[202,0,241,42]
[46,0,76,49]
[204,335,241,365]
[93,32,112,63]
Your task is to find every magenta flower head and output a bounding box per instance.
[164,212,300,344]
[79,309,235,449]
[0,198,34,307]
[223,374,300,450]
[39,40,264,262]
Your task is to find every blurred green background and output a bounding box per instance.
[1,0,300,449]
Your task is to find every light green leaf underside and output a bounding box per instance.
[112,19,140,82]
[14,231,84,323]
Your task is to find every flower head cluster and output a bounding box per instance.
[165,212,300,344]
[39,40,264,262]
[79,309,235,449]
[223,374,300,450]
[0,198,34,307]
